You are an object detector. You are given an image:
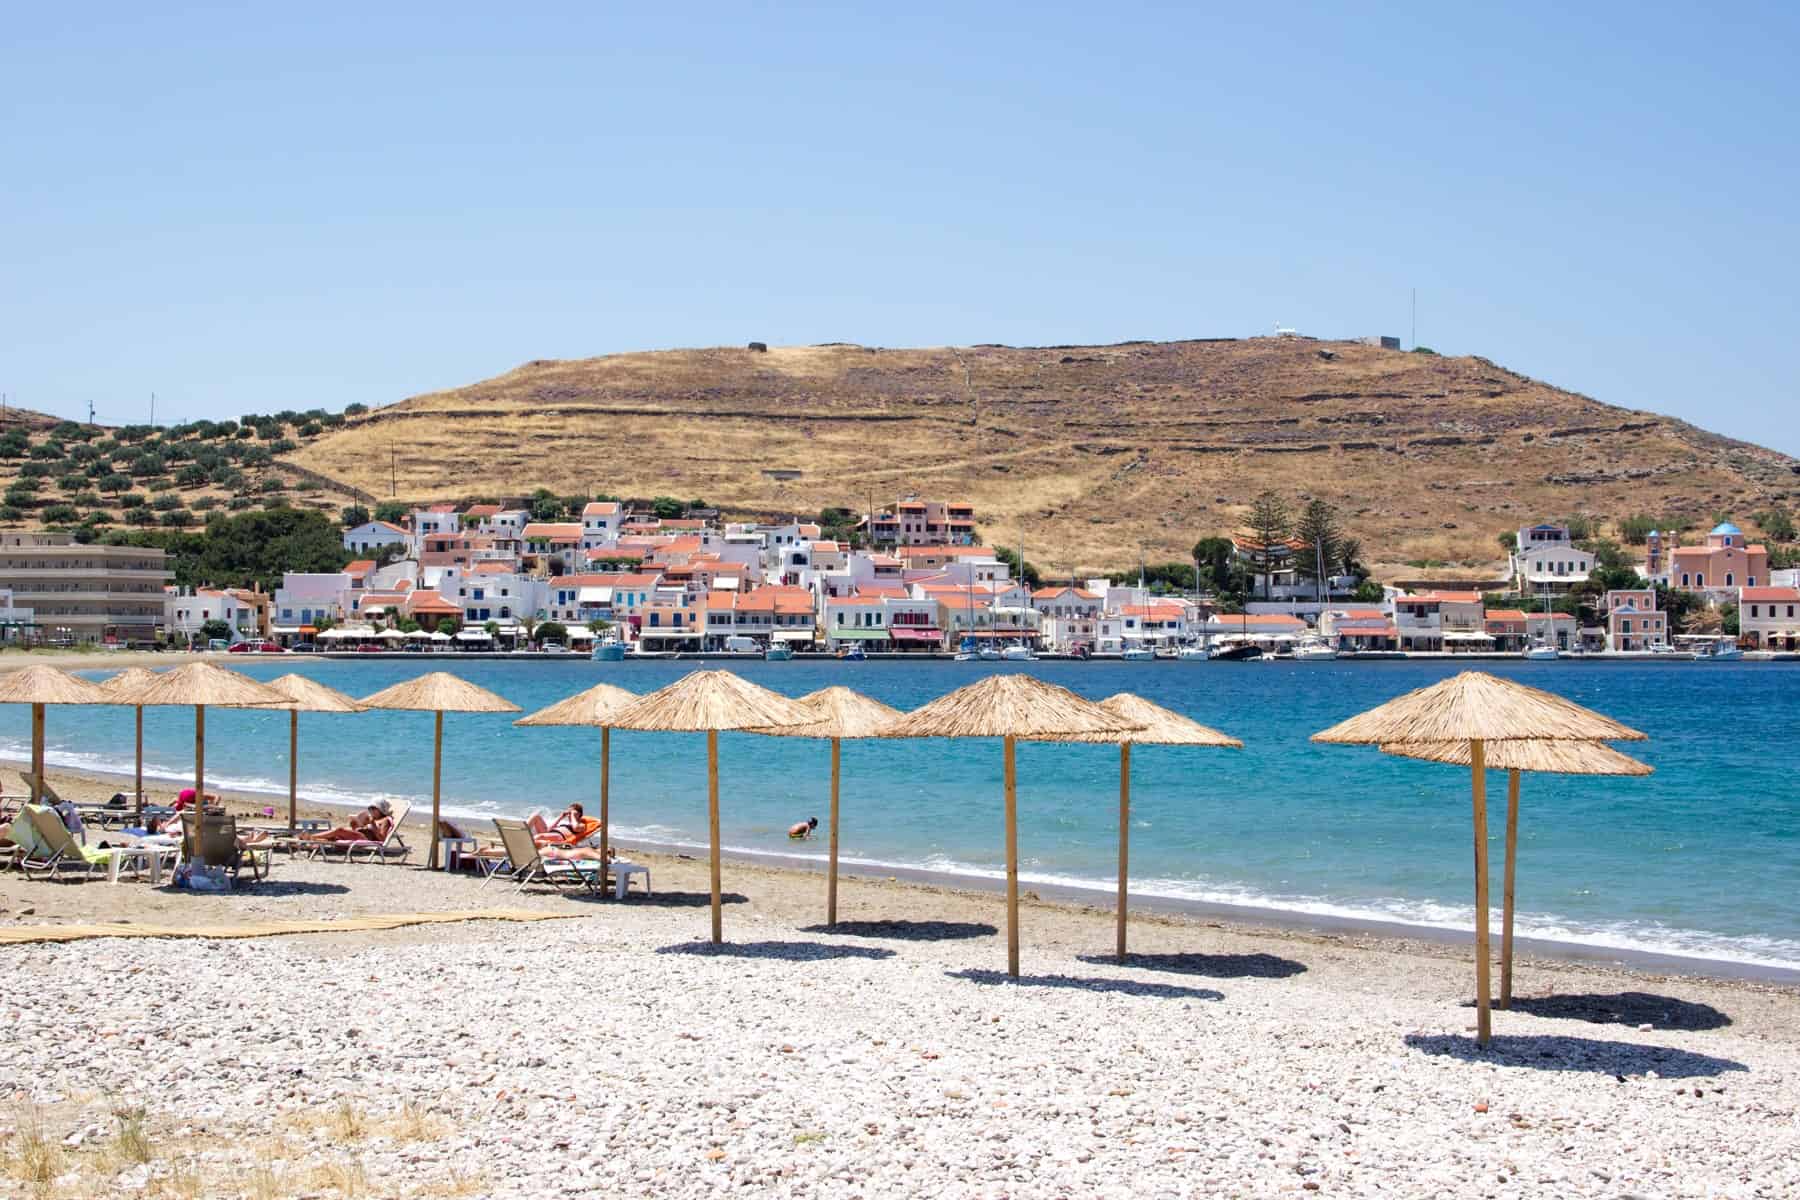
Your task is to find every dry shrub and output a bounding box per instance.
[394,1101,449,1143]
[4,1102,62,1197]
[309,1158,369,1197]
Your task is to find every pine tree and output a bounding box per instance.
[1294,499,1342,600]
[1244,491,1293,601]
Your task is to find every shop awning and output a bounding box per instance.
[889,628,942,642]
[1443,631,1496,642]
[772,630,816,642]
[829,628,891,640]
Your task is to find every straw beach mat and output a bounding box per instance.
[0,909,580,946]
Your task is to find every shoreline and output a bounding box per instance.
[24,758,1800,991]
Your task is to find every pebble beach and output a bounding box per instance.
[3,775,1798,1198]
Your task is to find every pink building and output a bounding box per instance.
[1671,522,1767,595]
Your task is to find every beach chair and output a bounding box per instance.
[481,818,604,895]
[179,811,274,883]
[18,807,116,881]
[305,801,413,865]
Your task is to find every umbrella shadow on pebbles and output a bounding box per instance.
[948,968,1223,1002]
[629,890,750,910]
[1076,951,1307,979]
[798,919,998,942]
[1404,1032,1747,1078]
[165,880,351,898]
[1480,991,1732,1032]
[657,940,895,962]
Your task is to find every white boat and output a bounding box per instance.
[591,636,626,662]
[999,644,1036,662]
[1176,643,1208,661]
[1291,635,1337,661]
[1121,639,1155,662]
[764,643,795,661]
[1684,635,1743,662]
[1521,641,1559,661]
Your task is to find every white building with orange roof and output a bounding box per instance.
[1322,607,1398,652]
[1393,591,1488,652]
[521,522,584,573]
[166,586,266,644]
[822,593,889,650]
[342,519,408,555]
[1738,586,1800,650]
[272,571,353,637]
[580,500,624,548]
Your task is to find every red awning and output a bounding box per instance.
[889,628,942,642]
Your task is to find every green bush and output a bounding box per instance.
[0,505,20,522]
[152,494,181,511]
[160,509,193,527]
[228,496,254,510]
[344,403,369,416]
[40,503,79,523]
[119,493,147,509]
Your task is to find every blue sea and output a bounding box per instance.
[7,658,1796,970]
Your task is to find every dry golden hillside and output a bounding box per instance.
[287,338,1800,576]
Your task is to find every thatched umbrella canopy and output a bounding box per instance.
[1382,737,1652,1009]
[0,666,113,809]
[514,682,638,870]
[880,674,1143,977]
[606,671,816,942]
[1028,692,1242,961]
[107,663,289,824]
[1314,671,1646,1047]
[265,675,366,834]
[750,686,905,927]
[100,668,163,819]
[359,672,520,868]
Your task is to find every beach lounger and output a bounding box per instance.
[18,807,116,881]
[481,818,605,895]
[305,801,413,865]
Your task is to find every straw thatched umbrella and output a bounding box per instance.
[265,675,366,834]
[1028,692,1241,961]
[1380,737,1651,1008]
[0,666,113,808]
[1314,671,1645,1046]
[879,674,1143,977]
[514,682,638,870]
[605,671,816,942]
[100,667,162,820]
[108,663,291,819]
[358,672,520,868]
[750,686,904,927]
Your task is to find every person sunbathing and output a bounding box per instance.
[532,803,601,847]
[308,800,394,844]
[540,841,617,863]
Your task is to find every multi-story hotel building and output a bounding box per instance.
[0,531,171,643]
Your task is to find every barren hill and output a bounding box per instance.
[288,339,1800,576]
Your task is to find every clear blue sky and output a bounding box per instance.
[5,4,1796,452]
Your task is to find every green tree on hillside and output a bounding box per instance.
[342,504,371,528]
[1755,509,1796,543]
[1243,491,1293,601]
[373,501,408,524]
[1293,498,1342,600]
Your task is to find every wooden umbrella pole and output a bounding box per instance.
[1004,734,1019,978]
[708,729,722,944]
[134,706,144,821]
[600,726,610,888]
[1116,741,1131,962]
[1501,767,1520,1010]
[29,703,44,807]
[195,705,206,801]
[287,710,299,835]
[827,737,841,927]
[429,710,444,870]
[1470,739,1493,1048]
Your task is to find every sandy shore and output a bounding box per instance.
[1,767,1797,1197]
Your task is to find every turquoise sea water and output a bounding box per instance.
[5,658,1795,968]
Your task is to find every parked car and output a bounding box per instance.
[227,641,255,654]
[356,643,383,653]
[208,639,233,652]
[255,641,287,653]
[289,642,318,654]
[540,642,567,654]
